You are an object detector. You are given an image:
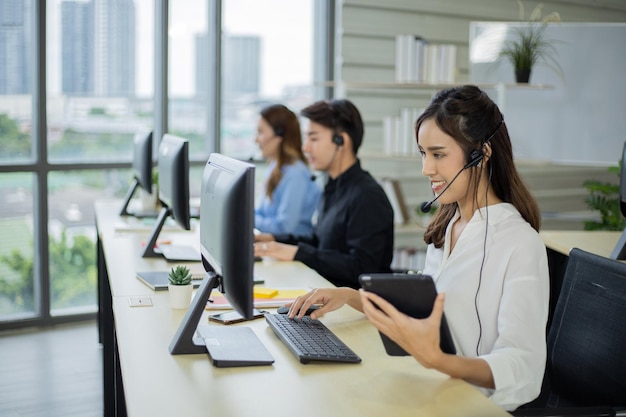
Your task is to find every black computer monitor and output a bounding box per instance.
[119,131,155,217]
[169,153,259,356]
[142,134,192,258]
[611,141,626,260]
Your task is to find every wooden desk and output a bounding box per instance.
[96,201,510,417]
[540,230,621,258]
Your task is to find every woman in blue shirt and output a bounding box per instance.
[254,104,321,235]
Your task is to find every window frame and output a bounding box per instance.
[0,0,333,331]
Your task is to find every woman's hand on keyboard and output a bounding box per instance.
[287,287,361,320]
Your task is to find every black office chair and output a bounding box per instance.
[513,248,626,417]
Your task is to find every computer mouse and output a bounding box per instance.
[276,305,319,316]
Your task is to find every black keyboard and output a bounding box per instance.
[264,313,361,364]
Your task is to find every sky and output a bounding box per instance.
[48,0,313,98]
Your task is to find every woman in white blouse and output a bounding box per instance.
[287,85,549,412]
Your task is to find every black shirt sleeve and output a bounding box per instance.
[294,175,394,288]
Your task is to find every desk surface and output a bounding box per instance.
[540,230,621,257]
[96,201,510,417]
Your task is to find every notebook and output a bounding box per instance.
[157,243,201,262]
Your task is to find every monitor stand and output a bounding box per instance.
[141,207,170,258]
[169,273,274,367]
[610,227,626,260]
[119,178,140,217]
[169,273,217,354]
[119,178,159,218]
[141,207,200,261]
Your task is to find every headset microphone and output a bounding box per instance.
[419,150,484,213]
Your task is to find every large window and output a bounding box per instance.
[221,0,314,160]
[48,169,123,315]
[168,0,314,160]
[168,0,209,160]
[47,0,154,162]
[0,173,35,320]
[44,0,153,320]
[0,0,35,322]
[0,0,322,328]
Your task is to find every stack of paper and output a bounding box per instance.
[205,288,309,310]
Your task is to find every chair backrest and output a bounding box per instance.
[546,247,626,408]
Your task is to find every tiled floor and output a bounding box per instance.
[0,321,102,417]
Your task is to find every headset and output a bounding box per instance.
[274,127,284,137]
[466,149,484,169]
[420,118,502,212]
[419,148,485,213]
[473,118,504,356]
[324,132,344,174]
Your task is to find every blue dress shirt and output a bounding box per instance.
[255,160,321,235]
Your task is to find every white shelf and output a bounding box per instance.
[326,80,554,114]
[322,81,554,91]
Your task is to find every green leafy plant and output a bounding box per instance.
[168,265,192,286]
[582,165,626,231]
[497,1,562,82]
[0,228,97,314]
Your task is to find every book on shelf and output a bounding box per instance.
[379,178,410,225]
[394,34,456,84]
[383,107,422,157]
[392,247,426,272]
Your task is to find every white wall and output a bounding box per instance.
[333,0,626,230]
[470,22,626,165]
[335,0,626,158]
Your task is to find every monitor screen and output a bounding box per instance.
[157,134,191,231]
[141,134,193,259]
[134,131,154,193]
[199,153,256,318]
[169,153,259,357]
[119,131,154,216]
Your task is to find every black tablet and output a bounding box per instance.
[358,273,456,356]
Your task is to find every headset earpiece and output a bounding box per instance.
[274,127,284,137]
[332,133,344,146]
[466,150,484,169]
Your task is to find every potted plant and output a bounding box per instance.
[582,164,626,231]
[168,265,193,309]
[497,2,562,83]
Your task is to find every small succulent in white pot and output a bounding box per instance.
[168,265,193,309]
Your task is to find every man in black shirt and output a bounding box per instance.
[254,99,394,288]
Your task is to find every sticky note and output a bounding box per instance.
[253,287,278,298]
